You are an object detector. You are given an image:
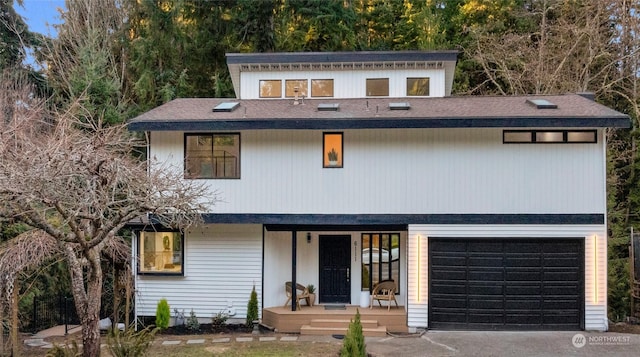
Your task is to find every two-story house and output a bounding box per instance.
[128,51,629,334]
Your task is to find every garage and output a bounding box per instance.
[429,238,584,330]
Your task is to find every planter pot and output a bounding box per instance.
[360,291,370,308]
[307,293,316,306]
[329,160,338,166]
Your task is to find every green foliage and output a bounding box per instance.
[211,311,228,330]
[106,326,157,357]
[306,284,316,294]
[155,298,170,330]
[340,309,365,357]
[186,309,200,332]
[46,340,81,357]
[246,285,259,328]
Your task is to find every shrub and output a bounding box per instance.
[246,285,259,328]
[106,326,157,357]
[155,298,170,330]
[186,309,200,332]
[340,309,366,357]
[211,311,228,330]
[46,341,81,357]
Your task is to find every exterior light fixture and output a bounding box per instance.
[307,232,311,244]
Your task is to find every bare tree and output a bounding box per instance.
[0,70,212,356]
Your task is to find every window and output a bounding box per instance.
[366,78,389,96]
[503,130,597,144]
[185,134,240,179]
[285,80,308,97]
[259,80,281,98]
[361,233,400,293]
[138,231,183,275]
[406,77,430,96]
[323,132,343,168]
[311,79,334,97]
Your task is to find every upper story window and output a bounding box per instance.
[407,77,430,96]
[185,134,240,179]
[138,230,183,275]
[311,79,334,97]
[323,132,343,168]
[259,80,282,98]
[503,130,597,143]
[366,78,389,96]
[285,80,308,97]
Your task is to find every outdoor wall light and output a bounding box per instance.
[307,232,311,244]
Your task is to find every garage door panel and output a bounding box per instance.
[429,238,584,330]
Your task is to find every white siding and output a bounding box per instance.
[239,69,447,99]
[407,224,608,331]
[150,129,605,215]
[135,224,262,321]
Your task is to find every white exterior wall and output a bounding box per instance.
[263,231,407,309]
[135,224,262,322]
[239,69,447,99]
[150,128,605,215]
[406,224,608,331]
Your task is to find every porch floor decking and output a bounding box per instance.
[262,305,407,336]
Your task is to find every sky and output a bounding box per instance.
[14,0,66,37]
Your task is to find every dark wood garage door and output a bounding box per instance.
[429,238,584,330]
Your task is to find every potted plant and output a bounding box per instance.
[306,284,316,306]
[327,148,338,166]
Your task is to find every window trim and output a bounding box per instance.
[503,130,597,144]
[406,77,430,96]
[323,132,343,168]
[184,133,241,179]
[259,79,282,98]
[361,233,400,294]
[366,78,389,97]
[311,79,334,97]
[137,229,184,276]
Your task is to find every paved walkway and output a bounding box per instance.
[24,326,640,356]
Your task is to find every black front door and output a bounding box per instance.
[319,235,351,303]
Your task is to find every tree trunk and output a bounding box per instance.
[11,279,19,357]
[67,247,104,357]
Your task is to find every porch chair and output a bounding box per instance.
[284,282,310,309]
[370,280,398,311]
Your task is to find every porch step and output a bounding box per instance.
[300,318,387,337]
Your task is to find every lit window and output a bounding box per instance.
[185,134,240,179]
[503,130,597,144]
[406,77,430,96]
[311,79,334,97]
[285,80,308,97]
[138,231,183,275]
[361,233,400,293]
[366,78,389,96]
[323,132,343,168]
[259,80,282,98]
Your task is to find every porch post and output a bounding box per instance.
[291,230,297,311]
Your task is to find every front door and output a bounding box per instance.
[319,235,351,303]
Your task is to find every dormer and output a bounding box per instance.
[226,51,458,100]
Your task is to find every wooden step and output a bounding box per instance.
[308,319,379,329]
[300,325,387,337]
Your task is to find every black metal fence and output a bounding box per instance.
[21,294,80,334]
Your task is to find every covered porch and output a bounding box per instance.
[262,305,408,336]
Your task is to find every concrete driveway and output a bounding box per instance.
[365,331,640,357]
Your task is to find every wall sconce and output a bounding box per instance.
[307,232,311,244]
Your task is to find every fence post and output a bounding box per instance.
[64,296,69,335]
[32,295,37,334]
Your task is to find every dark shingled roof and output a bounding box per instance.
[128,94,630,131]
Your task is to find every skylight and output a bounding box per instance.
[212,102,240,112]
[389,102,411,110]
[526,99,557,109]
[317,103,340,111]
